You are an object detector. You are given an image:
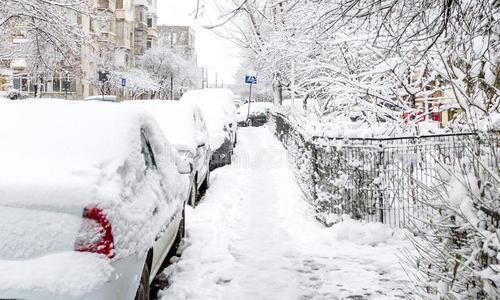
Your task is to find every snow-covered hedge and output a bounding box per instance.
[405,132,499,299]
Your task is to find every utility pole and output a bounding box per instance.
[215,72,218,88]
[205,67,209,88]
[170,75,174,100]
[291,61,295,109]
[201,67,205,88]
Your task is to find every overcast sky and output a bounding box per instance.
[157,0,242,85]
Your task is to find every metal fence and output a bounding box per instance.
[269,112,497,228]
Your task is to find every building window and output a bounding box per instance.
[147,38,152,49]
[116,0,123,9]
[147,18,153,28]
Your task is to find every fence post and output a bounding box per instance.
[310,142,319,202]
[377,143,384,224]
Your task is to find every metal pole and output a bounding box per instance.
[205,68,209,88]
[246,83,252,123]
[201,67,204,88]
[170,75,174,100]
[291,61,295,109]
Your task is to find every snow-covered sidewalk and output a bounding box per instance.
[159,127,411,300]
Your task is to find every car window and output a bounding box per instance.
[140,129,157,170]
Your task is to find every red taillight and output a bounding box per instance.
[75,206,115,258]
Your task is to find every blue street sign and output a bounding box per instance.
[245,75,257,84]
[121,77,127,87]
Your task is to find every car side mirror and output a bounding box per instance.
[177,160,193,175]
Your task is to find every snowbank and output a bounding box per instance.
[326,216,406,246]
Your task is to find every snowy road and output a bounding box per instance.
[159,127,411,300]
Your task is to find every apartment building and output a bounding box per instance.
[158,25,197,63]
[0,0,158,98]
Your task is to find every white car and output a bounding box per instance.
[127,100,211,207]
[180,88,238,170]
[0,100,192,300]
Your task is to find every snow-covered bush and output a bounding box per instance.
[5,88,28,100]
[404,132,499,299]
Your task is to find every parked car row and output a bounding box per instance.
[181,89,238,170]
[0,88,238,300]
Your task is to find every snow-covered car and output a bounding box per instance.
[0,100,192,300]
[85,95,118,102]
[236,102,273,127]
[127,100,211,207]
[180,88,238,170]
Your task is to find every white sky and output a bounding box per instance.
[157,0,242,85]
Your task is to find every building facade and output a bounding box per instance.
[158,25,197,63]
[0,0,158,98]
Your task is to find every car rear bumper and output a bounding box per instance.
[0,253,144,300]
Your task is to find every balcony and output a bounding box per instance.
[146,27,158,38]
[97,32,116,44]
[97,0,116,11]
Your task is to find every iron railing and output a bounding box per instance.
[269,112,498,228]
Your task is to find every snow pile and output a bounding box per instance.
[125,100,208,153]
[326,215,405,246]
[181,88,236,149]
[0,100,189,288]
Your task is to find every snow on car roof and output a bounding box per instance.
[0,99,174,211]
[0,100,144,170]
[180,88,236,131]
[125,100,200,153]
[180,89,237,149]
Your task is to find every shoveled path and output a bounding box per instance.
[159,126,410,300]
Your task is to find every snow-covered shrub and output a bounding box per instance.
[405,132,499,299]
[6,88,28,100]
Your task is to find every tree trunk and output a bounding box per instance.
[273,80,283,106]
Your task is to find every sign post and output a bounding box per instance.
[121,77,126,101]
[244,72,257,125]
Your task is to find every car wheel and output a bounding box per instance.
[135,262,150,300]
[189,183,197,208]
